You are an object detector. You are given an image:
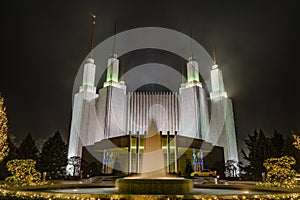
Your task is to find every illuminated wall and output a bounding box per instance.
[67,59,98,175]
[179,86,209,139]
[208,97,238,162]
[67,55,239,175]
[208,64,238,163]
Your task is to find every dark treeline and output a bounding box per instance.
[0,131,67,180]
[240,129,300,181]
[1,129,299,181]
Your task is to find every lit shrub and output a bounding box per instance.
[5,159,41,186]
[257,156,297,188]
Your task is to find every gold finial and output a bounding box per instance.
[189,25,194,59]
[112,20,117,56]
[89,13,96,58]
[213,46,217,65]
[212,37,217,65]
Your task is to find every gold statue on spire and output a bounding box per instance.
[89,13,96,58]
[212,36,217,65]
[213,46,217,65]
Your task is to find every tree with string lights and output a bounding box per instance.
[257,156,297,188]
[5,159,41,186]
[293,134,300,150]
[0,96,9,163]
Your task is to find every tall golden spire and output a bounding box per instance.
[112,20,117,56]
[89,13,96,58]
[213,45,217,65]
[189,25,194,59]
[212,37,217,65]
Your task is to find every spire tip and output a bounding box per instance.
[89,13,97,58]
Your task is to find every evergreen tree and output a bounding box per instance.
[38,131,67,178]
[0,96,9,162]
[17,133,39,160]
[241,129,258,167]
[241,129,276,180]
[270,130,284,157]
[252,130,275,180]
[283,133,300,172]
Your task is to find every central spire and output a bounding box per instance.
[185,25,201,87]
[103,21,124,89]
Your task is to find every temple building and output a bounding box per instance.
[67,51,238,175]
[66,49,238,177]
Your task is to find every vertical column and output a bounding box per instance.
[151,93,154,125]
[166,93,168,133]
[154,93,156,119]
[129,93,133,133]
[169,93,171,133]
[137,93,140,134]
[175,93,178,132]
[136,131,140,173]
[167,131,170,173]
[162,92,165,133]
[165,93,168,133]
[139,93,142,132]
[159,93,162,133]
[126,93,130,134]
[133,93,137,134]
[152,93,154,125]
[132,94,135,134]
[195,88,200,138]
[174,131,178,173]
[148,93,151,130]
[171,93,175,134]
[145,93,149,134]
[142,92,146,134]
[128,131,132,174]
[141,93,144,134]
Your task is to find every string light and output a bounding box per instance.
[257,156,297,188]
[4,159,42,187]
[0,186,299,199]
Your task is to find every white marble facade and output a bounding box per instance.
[66,55,238,175]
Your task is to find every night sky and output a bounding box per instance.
[1,0,299,158]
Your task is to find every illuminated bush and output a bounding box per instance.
[258,156,297,188]
[293,134,300,150]
[5,159,41,186]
